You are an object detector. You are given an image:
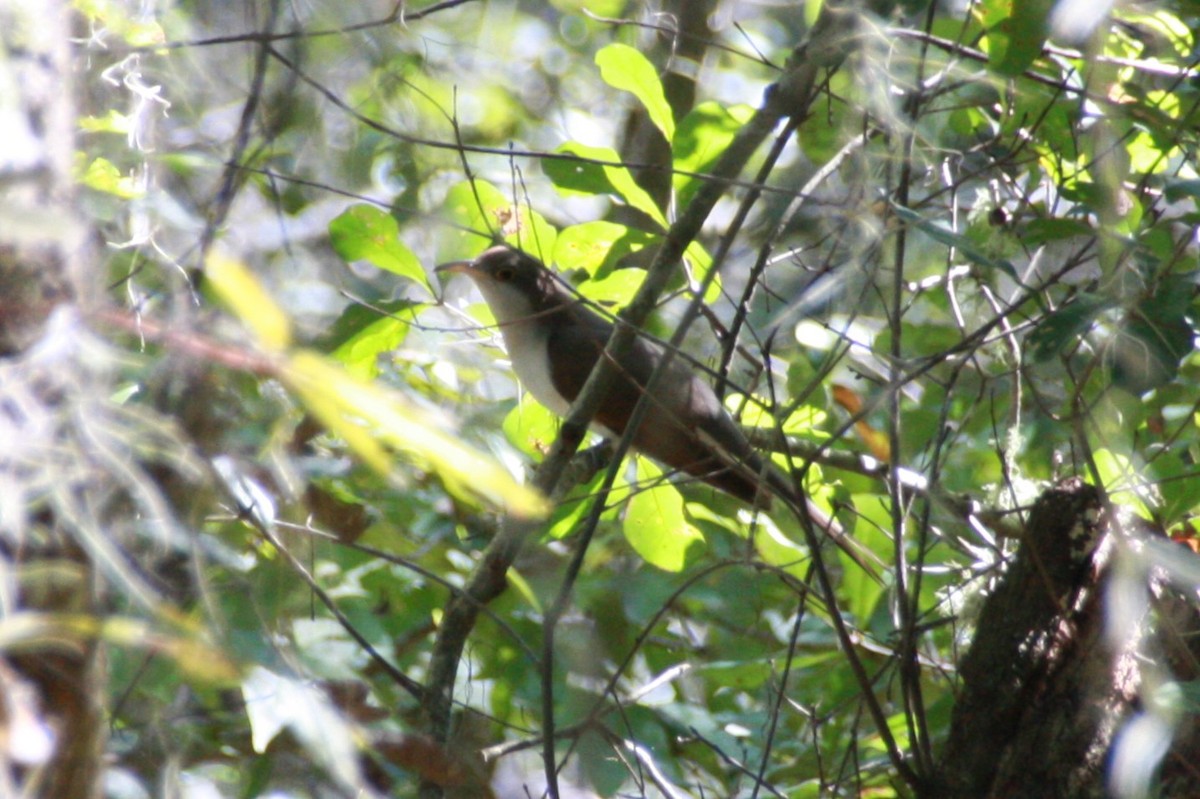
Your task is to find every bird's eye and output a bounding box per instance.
[495,267,515,281]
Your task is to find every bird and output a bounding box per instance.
[437,245,876,573]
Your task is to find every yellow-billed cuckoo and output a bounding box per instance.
[438,245,873,571]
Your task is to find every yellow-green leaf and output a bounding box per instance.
[595,43,675,141]
[206,251,292,351]
[285,351,548,519]
[579,269,645,308]
[329,205,431,294]
[673,102,753,208]
[1093,448,1152,520]
[553,221,656,275]
[544,142,667,229]
[438,180,557,263]
[503,399,562,459]
[624,460,704,571]
[0,612,239,684]
[77,155,143,199]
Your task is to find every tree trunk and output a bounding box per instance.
[929,478,1200,797]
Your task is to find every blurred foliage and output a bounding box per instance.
[36,0,1200,796]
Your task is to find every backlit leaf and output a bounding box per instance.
[595,43,675,141]
[544,142,667,229]
[329,205,431,294]
[206,251,292,351]
[624,460,704,571]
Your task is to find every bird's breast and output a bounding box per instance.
[501,321,573,417]
[501,320,623,439]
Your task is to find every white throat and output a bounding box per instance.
[476,281,572,417]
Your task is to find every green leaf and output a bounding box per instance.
[325,301,419,380]
[78,155,143,198]
[624,460,704,571]
[750,514,809,579]
[543,142,667,229]
[79,110,132,135]
[1092,449,1152,519]
[1020,217,1093,245]
[845,493,892,620]
[438,180,557,263]
[1164,178,1200,204]
[892,203,1019,281]
[684,239,723,304]
[548,469,619,541]
[673,102,753,208]
[329,205,430,293]
[321,298,415,351]
[595,43,675,141]
[981,0,1052,76]
[728,397,827,437]
[1151,450,1200,526]
[503,399,562,459]
[694,659,773,690]
[553,221,656,275]
[1109,284,1194,393]
[578,268,645,308]
[1025,296,1112,362]
[804,0,825,26]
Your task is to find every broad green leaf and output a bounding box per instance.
[733,396,828,437]
[74,0,166,46]
[543,142,667,229]
[1118,9,1194,57]
[673,102,753,208]
[683,239,722,304]
[1109,288,1193,393]
[331,315,409,380]
[438,180,557,263]
[846,493,892,620]
[804,0,824,26]
[329,205,431,294]
[624,460,704,571]
[322,299,419,379]
[503,399,562,459]
[549,0,624,15]
[980,0,1052,76]
[694,659,773,690]
[548,469,620,541]
[1164,178,1200,204]
[79,110,132,135]
[1151,450,1200,525]
[1127,127,1177,176]
[578,269,644,307]
[77,155,142,198]
[578,727,634,797]
[751,513,809,579]
[1020,217,1093,245]
[504,566,541,613]
[553,221,656,274]
[206,251,292,350]
[595,43,675,141]
[1025,296,1112,362]
[1092,449,1152,519]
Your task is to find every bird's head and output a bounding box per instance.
[436,246,560,325]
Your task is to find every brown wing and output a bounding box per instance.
[546,304,763,502]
